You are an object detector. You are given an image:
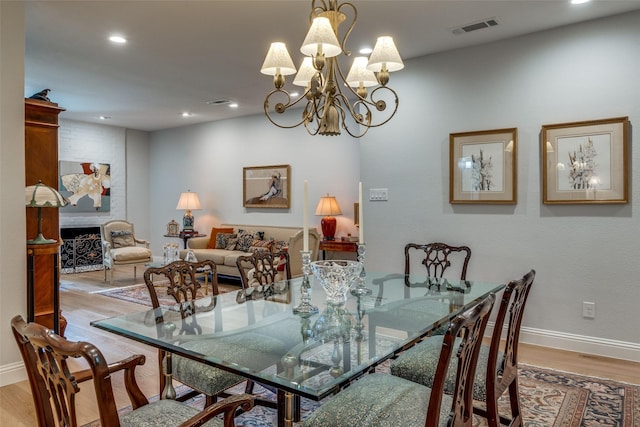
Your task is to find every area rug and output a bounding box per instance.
[92,281,240,307]
[82,363,639,426]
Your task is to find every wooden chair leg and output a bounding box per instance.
[506,378,523,427]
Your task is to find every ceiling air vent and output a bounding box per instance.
[205,99,232,106]
[451,17,500,35]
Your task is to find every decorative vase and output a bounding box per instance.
[311,260,363,304]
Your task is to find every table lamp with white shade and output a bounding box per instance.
[25,180,68,244]
[176,190,201,232]
[315,194,342,241]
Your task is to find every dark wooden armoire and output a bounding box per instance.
[25,97,66,334]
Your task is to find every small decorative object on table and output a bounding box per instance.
[293,251,318,314]
[350,243,372,296]
[311,260,362,304]
[166,220,179,236]
[163,243,179,264]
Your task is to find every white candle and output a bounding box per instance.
[303,180,309,252]
[358,182,364,243]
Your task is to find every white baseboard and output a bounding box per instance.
[486,322,640,362]
[0,361,26,387]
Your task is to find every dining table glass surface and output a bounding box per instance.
[91,271,504,402]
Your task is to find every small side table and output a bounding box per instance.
[164,232,206,249]
[319,239,358,260]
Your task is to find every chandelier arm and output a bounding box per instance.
[361,85,400,128]
[336,1,357,56]
[264,89,316,130]
[333,59,381,109]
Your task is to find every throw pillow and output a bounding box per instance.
[276,247,288,271]
[237,229,265,241]
[226,237,238,251]
[215,233,237,250]
[111,230,135,248]
[272,239,288,252]
[208,227,234,249]
[236,232,255,252]
[248,246,270,254]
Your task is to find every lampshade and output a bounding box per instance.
[261,42,297,76]
[293,57,317,87]
[25,180,67,207]
[300,17,342,58]
[346,56,379,88]
[25,180,68,245]
[176,191,201,210]
[315,195,342,216]
[366,36,404,72]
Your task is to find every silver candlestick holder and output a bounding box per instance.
[350,243,372,296]
[293,251,319,315]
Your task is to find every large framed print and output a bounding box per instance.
[243,164,291,209]
[450,128,517,204]
[542,117,629,204]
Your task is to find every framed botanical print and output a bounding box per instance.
[541,117,629,204]
[243,164,291,209]
[450,128,517,204]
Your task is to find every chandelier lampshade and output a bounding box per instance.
[261,0,404,138]
[25,180,68,244]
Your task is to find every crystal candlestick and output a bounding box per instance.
[350,243,372,296]
[293,251,318,314]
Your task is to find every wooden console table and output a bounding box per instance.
[319,239,358,260]
[164,232,207,249]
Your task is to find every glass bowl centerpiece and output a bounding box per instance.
[310,260,363,304]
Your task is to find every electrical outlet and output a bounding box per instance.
[369,188,388,201]
[582,301,595,319]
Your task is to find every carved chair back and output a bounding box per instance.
[235,250,291,289]
[481,269,536,427]
[429,292,496,427]
[11,315,145,427]
[404,242,471,279]
[143,259,217,308]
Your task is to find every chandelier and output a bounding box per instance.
[260,0,404,138]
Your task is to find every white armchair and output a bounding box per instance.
[101,219,152,285]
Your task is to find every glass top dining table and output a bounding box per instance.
[91,271,504,427]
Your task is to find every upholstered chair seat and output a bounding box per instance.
[118,399,226,427]
[302,373,453,427]
[101,219,152,285]
[391,335,503,402]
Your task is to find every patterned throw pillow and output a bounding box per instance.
[272,239,288,252]
[208,227,234,249]
[236,232,255,252]
[111,230,135,248]
[215,233,237,250]
[226,237,238,251]
[237,229,265,241]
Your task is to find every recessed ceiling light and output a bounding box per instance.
[99,115,111,120]
[359,47,373,55]
[229,103,239,108]
[182,112,192,117]
[109,35,127,44]
[571,0,590,4]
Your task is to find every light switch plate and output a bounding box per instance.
[369,188,388,201]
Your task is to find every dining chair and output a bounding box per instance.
[101,219,153,285]
[405,242,472,279]
[11,314,253,427]
[301,292,496,427]
[390,269,536,427]
[235,250,302,422]
[143,260,247,407]
[236,250,291,289]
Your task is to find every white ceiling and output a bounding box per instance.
[24,0,640,132]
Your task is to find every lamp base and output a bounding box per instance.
[27,233,57,245]
[321,216,337,240]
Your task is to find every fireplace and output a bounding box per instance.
[60,227,103,273]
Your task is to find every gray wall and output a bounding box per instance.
[360,11,640,358]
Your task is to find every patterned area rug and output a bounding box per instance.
[82,363,639,426]
[92,281,240,307]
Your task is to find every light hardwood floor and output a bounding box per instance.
[1,267,638,426]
